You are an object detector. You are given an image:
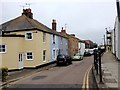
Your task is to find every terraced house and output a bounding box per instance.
[50,20,68,62]
[0,8,68,70]
[60,28,80,57]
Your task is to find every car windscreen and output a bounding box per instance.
[57,55,65,58]
[74,54,79,56]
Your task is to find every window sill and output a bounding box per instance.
[43,60,46,62]
[52,58,56,60]
[0,52,6,54]
[25,39,33,41]
[26,59,33,61]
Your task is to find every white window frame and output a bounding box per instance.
[43,32,46,43]
[56,48,59,57]
[43,50,46,62]
[26,52,33,60]
[25,32,33,40]
[0,44,7,53]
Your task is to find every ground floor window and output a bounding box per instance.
[26,52,33,60]
[0,44,6,53]
[43,50,46,61]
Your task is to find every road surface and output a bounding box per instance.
[5,56,96,89]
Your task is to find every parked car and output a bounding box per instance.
[84,49,93,56]
[89,49,94,55]
[84,49,91,56]
[72,53,83,61]
[56,54,72,66]
[99,46,106,54]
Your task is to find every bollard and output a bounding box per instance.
[94,49,99,75]
[98,50,103,83]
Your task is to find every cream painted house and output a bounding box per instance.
[0,8,69,70]
[0,8,53,70]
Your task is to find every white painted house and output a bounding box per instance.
[114,16,120,60]
[78,40,85,56]
[112,1,120,60]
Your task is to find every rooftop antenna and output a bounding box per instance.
[25,3,31,8]
[19,5,26,9]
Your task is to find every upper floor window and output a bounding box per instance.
[43,32,46,42]
[53,35,55,44]
[0,44,6,53]
[25,32,33,40]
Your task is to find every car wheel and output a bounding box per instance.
[56,62,59,66]
[65,61,68,66]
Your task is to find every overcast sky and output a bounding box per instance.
[0,0,117,45]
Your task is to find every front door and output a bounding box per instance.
[18,53,24,69]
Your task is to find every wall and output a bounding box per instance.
[115,17,120,60]
[50,34,59,62]
[78,42,85,56]
[23,31,50,67]
[1,30,51,70]
[68,36,79,57]
[58,36,68,55]
[0,37,24,70]
[111,29,115,54]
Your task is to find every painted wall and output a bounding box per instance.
[58,36,68,55]
[0,37,24,70]
[23,31,50,67]
[115,17,120,60]
[50,34,59,62]
[111,29,115,54]
[78,42,85,56]
[68,36,79,57]
[1,30,51,70]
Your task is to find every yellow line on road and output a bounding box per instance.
[82,64,93,90]
[86,65,92,89]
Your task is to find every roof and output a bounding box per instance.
[0,15,67,38]
[84,40,93,44]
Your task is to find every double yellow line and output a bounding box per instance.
[82,64,93,90]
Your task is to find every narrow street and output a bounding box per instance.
[4,56,97,89]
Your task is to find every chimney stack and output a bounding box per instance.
[52,19,56,31]
[22,8,33,19]
[116,0,120,21]
[61,27,66,33]
[71,34,75,37]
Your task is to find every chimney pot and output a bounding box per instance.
[53,19,56,23]
[62,27,64,30]
[22,8,33,19]
[61,27,66,33]
[71,34,75,37]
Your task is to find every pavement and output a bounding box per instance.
[93,50,120,90]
